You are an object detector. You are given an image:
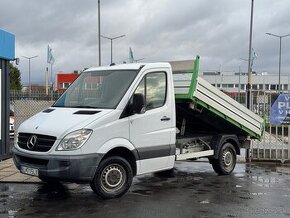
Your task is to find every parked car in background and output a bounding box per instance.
[10,109,15,138]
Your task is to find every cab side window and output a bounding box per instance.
[134,72,167,110]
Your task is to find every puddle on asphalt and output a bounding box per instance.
[192,176,203,181]
[249,175,281,188]
[8,209,18,218]
[200,199,210,204]
[234,173,245,178]
[131,189,153,196]
[276,167,290,175]
[244,164,287,188]
[249,192,267,196]
[239,196,253,200]
[35,183,70,200]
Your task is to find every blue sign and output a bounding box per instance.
[0,29,15,60]
[270,94,290,125]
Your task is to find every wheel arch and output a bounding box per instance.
[225,138,240,156]
[210,134,240,160]
[101,147,138,176]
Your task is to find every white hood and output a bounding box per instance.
[18,107,113,139]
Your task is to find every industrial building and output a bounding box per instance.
[201,71,289,92]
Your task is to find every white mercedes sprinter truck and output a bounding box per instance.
[13,56,264,199]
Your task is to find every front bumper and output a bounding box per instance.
[12,147,104,182]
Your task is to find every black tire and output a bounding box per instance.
[90,156,133,199]
[211,142,237,175]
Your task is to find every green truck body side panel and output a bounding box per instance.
[174,55,264,140]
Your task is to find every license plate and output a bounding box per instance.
[20,166,39,177]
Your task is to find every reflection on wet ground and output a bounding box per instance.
[1,161,290,218]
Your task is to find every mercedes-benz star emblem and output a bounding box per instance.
[27,135,37,150]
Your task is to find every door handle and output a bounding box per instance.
[161,116,170,121]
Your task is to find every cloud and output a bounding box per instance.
[1,0,290,85]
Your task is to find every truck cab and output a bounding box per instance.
[13,63,177,198]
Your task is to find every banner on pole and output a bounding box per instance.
[47,45,55,64]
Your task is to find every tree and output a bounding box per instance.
[9,63,22,90]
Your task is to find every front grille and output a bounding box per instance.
[18,133,57,152]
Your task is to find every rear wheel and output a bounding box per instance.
[211,142,237,175]
[90,156,133,199]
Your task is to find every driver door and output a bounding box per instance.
[129,69,174,174]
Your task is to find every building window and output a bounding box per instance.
[270,84,277,90]
[60,82,70,89]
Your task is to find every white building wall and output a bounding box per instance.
[200,73,290,92]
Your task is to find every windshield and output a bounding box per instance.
[53,70,139,109]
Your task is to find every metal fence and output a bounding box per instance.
[251,91,290,163]
[227,90,290,163]
[10,90,62,102]
[9,91,62,152]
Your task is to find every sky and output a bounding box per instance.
[1,0,290,85]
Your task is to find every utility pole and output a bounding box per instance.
[246,0,254,162]
[247,0,254,110]
[98,0,101,66]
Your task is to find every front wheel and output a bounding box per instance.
[211,142,237,175]
[90,156,133,199]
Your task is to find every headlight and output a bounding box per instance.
[56,129,92,151]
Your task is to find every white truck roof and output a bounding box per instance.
[85,62,171,72]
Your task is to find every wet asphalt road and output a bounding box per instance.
[1,161,290,218]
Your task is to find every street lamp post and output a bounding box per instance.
[101,34,125,64]
[245,0,255,163]
[98,0,101,66]
[22,55,38,97]
[247,0,254,110]
[266,32,290,92]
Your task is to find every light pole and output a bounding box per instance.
[238,65,241,103]
[22,55,38,97]
[266,32,290,92]
[101,34,125,64]
[98,0,101,66]
[245,0,255,163]
[247,0,254,110]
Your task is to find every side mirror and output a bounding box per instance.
[132,93,145,114]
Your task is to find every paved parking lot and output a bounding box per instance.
[1,161,290,218]
[0,158,40,183]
